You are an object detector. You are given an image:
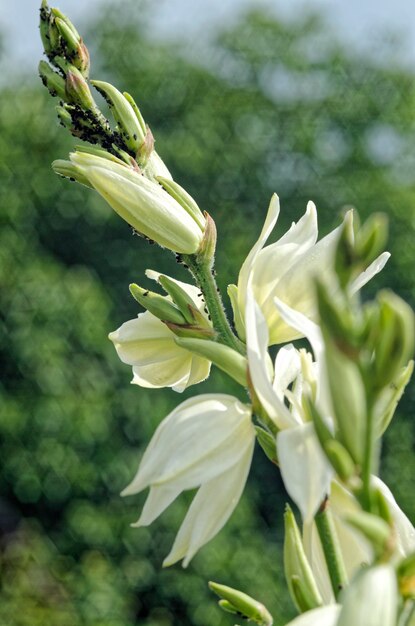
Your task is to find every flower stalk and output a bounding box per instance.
[314,498,348,600]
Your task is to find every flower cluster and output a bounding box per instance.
[39,4,415,625]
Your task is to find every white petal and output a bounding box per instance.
[245,289,295,429]
[272,343,301,399]
[163,441,254,567]
[109,312,209,390]
[284,605,340,626]
[234,194,280,341]
[122,395,253,496]
[277,422,333,522]
[350,252,390,294]
[133,483,182,527]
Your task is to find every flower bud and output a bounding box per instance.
[374,360,414,436]
[254,426,278,464]
[38,60,66,99]
[54,16,90,76]
[69,150,205,253]
[91,80,146,155]
[157,273,207,326]
[52,159,93,188]
[344,510,392,559]
[336,565,398,626]
[209,581,273,626]
[374,290,415,389]
[157,177,205,230]
[66,66,94,109]
[284,505,323,612]
[175,338,247,386]
[129,284,187,326]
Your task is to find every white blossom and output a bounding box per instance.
[122,395,255,566]
[229,194,389,346]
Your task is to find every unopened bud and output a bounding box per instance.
[56,105,73,129]
[209,581,273,626]
[175,338,247,387]
[91,80,146,154]
[374,291,415,389]
[345,510,392,559]
[39,60,66,99]
[374,360,413,436]
[157,177,205,230]
[284,505,323,612]
[196,212,217,266]
[254,426,278,464]
[52,159,93,188]
[129,284,187,326]
[66,66,94,109]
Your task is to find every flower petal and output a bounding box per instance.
[245,288,295,429]
[349,252,390,293]
[277,422,333,522]
[122,395,253,496]
[163,441,255,567]
[284,605,340,626]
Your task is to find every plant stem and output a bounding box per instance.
[361,403,378,512]
[184,254,245,355]
[315,497,348,600]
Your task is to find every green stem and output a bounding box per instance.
[184,254,245,355]
[315,498,348,600]
[361,403,378,512]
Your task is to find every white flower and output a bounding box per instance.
[245,289,333,522]
[229,194,390,346]
[69,151,206,253]
[122,394,255,566]
[283,605,340,626]
[336,564,398,626]
[109,271,211,392]
[303,479,415,604]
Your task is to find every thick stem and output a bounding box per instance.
[184,254,245,355]
[315,498,348,600]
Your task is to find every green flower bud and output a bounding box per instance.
[355,213,388,268]
[91,80,146,154]
[38,60,66,99]
[175,338,247,387]
[157,274,205,325]
[284,505,323,613]
[374,360,414,436]
[374,291,415,389]
[55,17,79,54]
[156,177,205,230]
[254,426,278,464]
[66,66,94,109]
[344,510,392,559]
[324,337,367,466]
[209,581,273,626]
[56,105,73,130]
[51,7,81,42]
[52,159,93,188]
[39,2,53,58]
[129,284,187,326]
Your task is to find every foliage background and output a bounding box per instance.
[1,2,415,625]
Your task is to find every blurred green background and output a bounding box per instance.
[1,2,415,625]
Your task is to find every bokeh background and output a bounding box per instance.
[1,0,415,624]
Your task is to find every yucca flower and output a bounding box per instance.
[229,195,389,346]
[122,394,255,566]
[109,270,211,391]
[282,605,340,626]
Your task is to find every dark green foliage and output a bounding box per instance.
[1,5,414,625]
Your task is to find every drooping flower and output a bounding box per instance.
[245,288,333,522]
[122,394,255,566]
[109,270,211,392]
[55,151,206,254]
[229,194,390,346]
